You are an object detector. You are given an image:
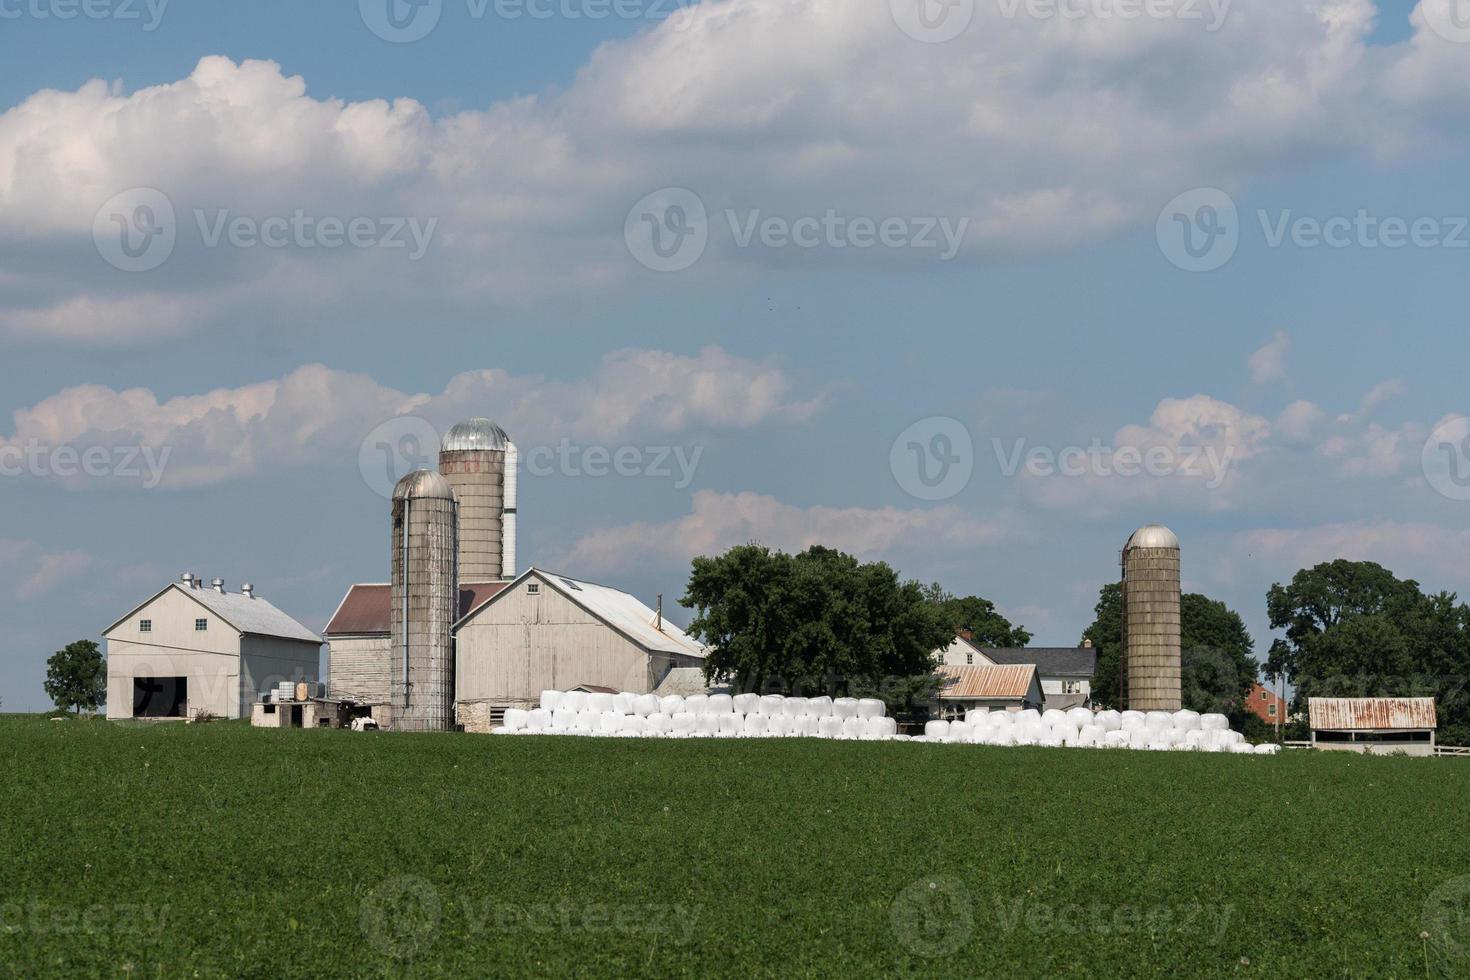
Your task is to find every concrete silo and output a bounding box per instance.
[1121,524,1182,711]
[390,470,458,731]
[438,418,517,582]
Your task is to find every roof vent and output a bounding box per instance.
[181,572,194,586]
[241,583,255,599]
[189,573,201,589]
[212,578,225,593]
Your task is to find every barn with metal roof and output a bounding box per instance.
[1308,697,1438,756]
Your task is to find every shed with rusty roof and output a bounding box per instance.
[932,664,1044,718]
[1308,697,1437,756]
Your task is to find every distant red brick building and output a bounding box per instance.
[1245,681,1288,726]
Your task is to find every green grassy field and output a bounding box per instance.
[2,715,1468,978]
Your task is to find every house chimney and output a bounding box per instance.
[1083,638,1093,649]
[958,626,973,643]
[212,578,225,594]
[655,594,663,632]
[241,583,255,599]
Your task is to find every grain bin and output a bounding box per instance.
[390,469,458,732]
[439,418,512,582]
[1121,523,1182,711]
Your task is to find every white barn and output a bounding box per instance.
[104,576,322,721]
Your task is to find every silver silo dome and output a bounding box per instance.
[390,469,458,731]
[1121,524,1182,712]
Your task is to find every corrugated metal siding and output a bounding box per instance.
[936,664,1038,699]
[1308,697,1437,731]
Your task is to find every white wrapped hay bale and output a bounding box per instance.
[599,711,623,734]
[647,712,672,735]
[622,715,649,736]
[550,708,576,731]
[818,716,844,738]
[833,698,860,719]
[660,695,686,716]
[1201,713,1229,732]
[707,693,735,714]
[965,708,988,725]
[1171,709,1202,731]
[866,716,898,738]
[572,709,597,733]
[767,714,790,736]
[1053,722,1080,745]
[539,691,564,712]
[526,708,550,729]
[1078,723,1104,744]
[1015,708,1041,726]
[1039,732,1065,748]
[696,714,721,735]
[1066,707,1094,728]
[718,713,743,737]
[1120,710,1146,731]
[1145,711,1173,731]
[1103,730,1129,749]
[842,716,867,739]
[733,693,760,715]
[671,711,697,734]
[1184,729,1209,748]
[781,697,807,718]
[612,692,635,715]
[804,696,833,717]
[924,719,950,739]
[502,708,528,731]
[562,691,589,714]
[757,694,784,716]
[1255,743,1280,755]
[857,698,886,720]
[587,692,615,714]
[1095,710,1122,732]
[795,715,819,737]
[1042,709,1069,729]
[948,721,972,741]
[987,710,1015,728]
[683,693,709,715]
[630,693,657,717]
[743,713,768,735]
[1230,741,1256,755]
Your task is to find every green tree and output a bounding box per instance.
[921,584,1032,647]
[682,544,952,695]
[1265,560,1470,744]
[1082,584,1256,723]
[44,639,106,714]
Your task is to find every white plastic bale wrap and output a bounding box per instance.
[660,695,687,716]
[502,708,528,731]
[1079,724,1105,745]
[527,708,550,730]
[744,713,768,735]
[1120,710,1146,731]
[718,714,743,736]
[586,692,614,714]
[794,715,818,736]
[1104,730,1129,748]
[684,694,709,715]
[1145,711,1173,731]
[781,697,807,718]
[1015,709,1041,726]
[965,708,989,725]
[767,714,790,736]
[1066,707,1094,728]
[539,691,564,712]
[1201,713,1230,732]
[857,698,886,720]
[733,693,760,715]
[562,691,589,714]
[805,696,833,717]
[1042,709,1069,728]
[925,720,950,739]
[671,712,697,734]
[818,716,844,738]
[833,698,860,719]
[633,694,660,717]
[866,716,898,738]
[1230,742,1256,754]
[1172,709,1202,731]
[648,713,672,735]
[550,708,575,731]
[613,692,635,714]
[1255,743,1281,755]
[987,711,1015,728]
[948,721,972,741]
[599,711,622,734]
[840,716,866,739]
[1054,722,1080,745]
[707,693,735,714]
[696,714,721,735]
[1095,710,1123,732]
[622,715,649,736]
[758,695,784,716]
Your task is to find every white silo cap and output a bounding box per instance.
[1126,524,1180,549]
[442,418,510,452]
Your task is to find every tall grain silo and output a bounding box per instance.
[390,469,458,732]
[1121,524,1182,711]
[438,418,517,582]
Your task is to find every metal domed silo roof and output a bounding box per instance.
[442,418,510,453]
[392,469,456,501]
[1126,524,1179,550]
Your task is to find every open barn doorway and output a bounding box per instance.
[133,677,187,718]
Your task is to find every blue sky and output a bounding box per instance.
[2,0,1469,709]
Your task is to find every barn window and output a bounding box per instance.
[195,618,208,632]
[965,653,973,664]
[527,583,540,595]
[139,619,152,633]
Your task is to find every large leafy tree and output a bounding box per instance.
[44,639,107,714]
[1082,584,1256,722]
[682,544,952,699]
[1265,560,1470,744]
[921,584,1032,647]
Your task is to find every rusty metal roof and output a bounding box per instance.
[936,664,1038,700]
[1308,697,1437,731]
[324,582,508,635]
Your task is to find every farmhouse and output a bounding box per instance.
[932,664,1044,719]
[1245,681,1290,727]
[936,633,1096,710]
[104,575,321,721]
[1308,697,1438,756]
